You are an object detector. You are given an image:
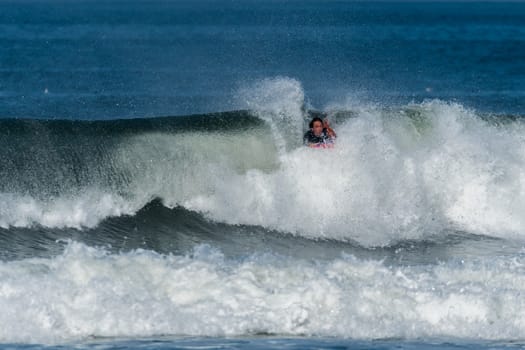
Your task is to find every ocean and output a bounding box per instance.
[1,0,525,349]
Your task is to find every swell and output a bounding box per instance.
[0,198,512,265]
[2,100,525,247]
[0,198,359,261]
[0,111,267,196]
[1,106,520,198]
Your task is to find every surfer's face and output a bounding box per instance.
[312,121,323,136]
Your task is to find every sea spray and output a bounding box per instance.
[239,77,306,153]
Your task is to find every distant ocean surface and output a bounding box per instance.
[1,1,525,349]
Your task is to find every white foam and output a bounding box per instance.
[184,100,525,245]
[2,79,525,246]
[0,191,137,229]
[2,241,525,344]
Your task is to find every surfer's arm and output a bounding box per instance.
[326,127,336,138]
[323,119,336,138]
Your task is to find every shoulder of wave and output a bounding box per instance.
[0,110,267,136]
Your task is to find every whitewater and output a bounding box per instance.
[1,78,525,346]
[2,0,525,347]
[2,241,525,344]
[2,78,525,245]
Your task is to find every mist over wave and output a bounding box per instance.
[1,77,525,246]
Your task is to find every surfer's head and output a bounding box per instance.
[309,117,324,136]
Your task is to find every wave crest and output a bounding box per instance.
[1,79,525,246]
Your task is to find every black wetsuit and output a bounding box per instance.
[303,129,333,146]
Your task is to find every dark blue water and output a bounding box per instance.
[1,0,524,119]
[2,1,525,349]
[4,336,525,350]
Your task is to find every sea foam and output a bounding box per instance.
[1,241,525,344]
